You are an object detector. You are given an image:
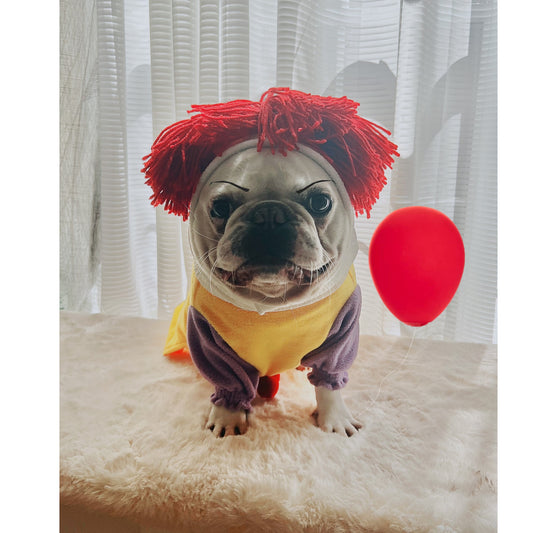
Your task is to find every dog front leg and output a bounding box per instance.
[206,404,248,437]
[301,285,363,436]
[314,387,362,436]
[187,308,260,437]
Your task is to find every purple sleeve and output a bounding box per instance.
[187,306,260,411]
[301,284,362,390]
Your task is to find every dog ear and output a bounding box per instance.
[256,88,399,218]
[142,100,260,220]
[316,112,399,218]
[141,123,211,220]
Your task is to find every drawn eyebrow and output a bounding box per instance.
[296,180,332,193]
[210,180,250,192]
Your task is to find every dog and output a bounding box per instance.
[142,88,397,437]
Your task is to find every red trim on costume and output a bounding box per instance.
[165,348,191,361]
[257,374,281,400]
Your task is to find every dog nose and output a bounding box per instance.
[250,202,289,229]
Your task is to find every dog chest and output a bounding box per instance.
[164,267,357,376]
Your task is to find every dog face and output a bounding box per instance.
[189,141,358,313]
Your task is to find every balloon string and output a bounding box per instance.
[354,327,417,420]
[357,240,369,255]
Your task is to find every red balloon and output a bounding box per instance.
[368,206,465,327]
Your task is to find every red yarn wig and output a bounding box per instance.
[142,87,399,220]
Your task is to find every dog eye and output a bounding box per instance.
[210,199,232,219]
[307,194,332,215]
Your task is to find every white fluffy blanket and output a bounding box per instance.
[60,311,496,532]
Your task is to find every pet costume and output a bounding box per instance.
[164,267,360,411]
[142,87,398,410]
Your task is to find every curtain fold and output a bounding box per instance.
[96,0,139,315]
[60,0,100,313]
[151,0,196,317]
[60,0,497,343]
[198,0,220,103]
[221,0,250,99]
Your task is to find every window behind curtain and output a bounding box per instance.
[60,0,497,343]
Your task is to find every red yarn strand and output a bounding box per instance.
[142,87,399,220]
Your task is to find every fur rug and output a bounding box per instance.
[60,311,496,532]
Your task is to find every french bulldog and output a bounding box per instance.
[142,88,397,438]
[189,140,362,437]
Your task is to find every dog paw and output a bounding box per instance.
[313,409,362,437]
[206,404,248,437]
[314,387,362,437]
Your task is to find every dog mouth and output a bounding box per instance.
[215,259,334,288]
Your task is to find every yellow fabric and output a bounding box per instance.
[164,266,356,376]
[163,299,189,357]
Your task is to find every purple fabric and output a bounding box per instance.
[301,284,362,390]
[187,308,260,411]
[187,284,362,411]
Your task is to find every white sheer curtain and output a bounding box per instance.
[60,0,497,343]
